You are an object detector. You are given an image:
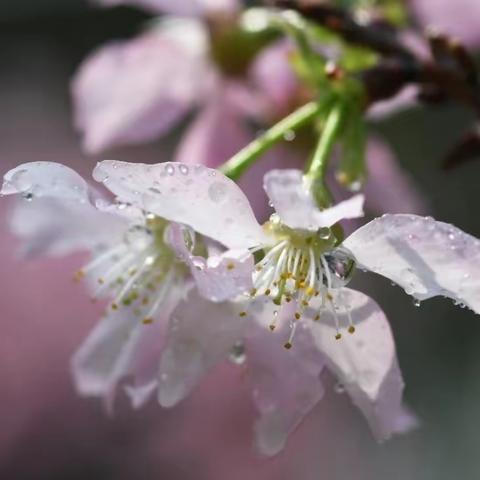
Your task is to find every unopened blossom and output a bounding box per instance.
[0,161,254,407]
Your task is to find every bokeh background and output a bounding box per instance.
[1,1,480,479]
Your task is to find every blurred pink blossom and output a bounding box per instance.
[411,0,480,48]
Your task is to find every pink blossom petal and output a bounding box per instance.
[94,160,267,248]
[412,0,480,48]
[72,286,183,408]
[158,289,247,407]
[94,0,239,16]
[174,88,252,169]
[72,18,214,153]
[264,169,364,230]
[363,137,429,215]
[2,162,127,257]
[245,303,325,456]
[344,214,480,313]
[367,85,419,120]
[307,288,416,441]
[249,39,298,119]
[167,223,254,302]
[174,86,304,220]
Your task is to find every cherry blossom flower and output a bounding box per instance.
[92,159,480,452]
[0,161,255,408]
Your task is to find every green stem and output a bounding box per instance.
[220,101,322,180]
[305,101,347,207]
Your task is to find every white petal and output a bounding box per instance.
[344,214,480,313]
[245,303,325,456]
[94,160,267,248]
[166,223,254,302]
[2,162,127,257]
[1,161,89,201]
[307,288,415,441]
[158,289,247,407]
[72,308,147,401]
[72,286,182,407]
[264,169,364,230]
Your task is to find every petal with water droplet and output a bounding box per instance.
[344,214,480,314]
[158,290,247,407]
[94,160,267,248]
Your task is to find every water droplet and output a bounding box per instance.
[229,342,246,365]
[208,181,228,203]
[322,248,356,288]
[124,225,153,250]
[22,192,34,201]
[412,298,421,307]
[334,382,345,394]
[165,164,175,176]
[347,180,362,193]
[179,164,189,175]
[283,130,295,141]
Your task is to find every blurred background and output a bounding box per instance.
[1,1,480,479]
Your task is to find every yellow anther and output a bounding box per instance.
[298,281,306,289]
[269,324,276,331]
[327,293,333,300]
[285,297,292,303]
[73,270,85,282]
[226,262,235,270]
[294,312,301,320]
[335,333,342,340]
[111,303,118,311]
[142,318,154,324]
[250,288,257,297]
[306,287,315,296]
[256,265,263,271]
[239,311,247,317]
[283,342,292,350]
[348,326,355,334]
[301,300,309,307]
[314,314,320,321]
[264,289,271,296]
[97,277,105,285]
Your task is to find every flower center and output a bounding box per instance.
[74,214,184,324]
[249,219,356,347]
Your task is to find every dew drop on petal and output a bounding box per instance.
[334,382,345,394]
[22,192,34,202]
[179,164,189,175]
[165,164,175,176]
[412,298,421,307]
[208,181,228,203]
[228,342,246,365]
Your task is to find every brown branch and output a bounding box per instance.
[270,0,480,116]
